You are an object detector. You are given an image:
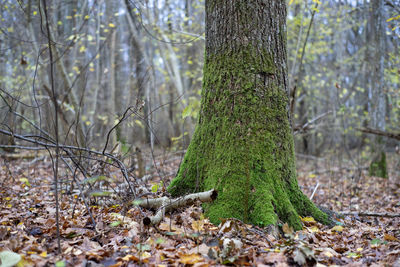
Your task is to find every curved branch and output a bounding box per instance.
[135,189,218,226]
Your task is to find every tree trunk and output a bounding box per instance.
[124,0,152,145]
[168,0,328,230]
[108,29,117,147]
[367,0,387,178]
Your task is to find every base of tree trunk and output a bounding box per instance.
[169,145,329,230]
[169,167,329,230]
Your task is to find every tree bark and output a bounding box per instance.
[367,0,388,178]
[168,0,328,230]
[124,0,152,144]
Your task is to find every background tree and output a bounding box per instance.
[366,0,388,178]
[168,0,328,229]
[1,0,399,158]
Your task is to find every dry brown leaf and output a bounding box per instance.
[282,223,294,235]
[188,243,209,256]
[179,253,203,264]
[384,233,399,242]
[331,225,344,232]
[121,254,140,261]
[192,220,205,231]
[264,252,287,265]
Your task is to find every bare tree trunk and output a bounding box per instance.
[367,0,387,178]
[107,29,117,147]
[124,0,152,145]
[89,0,103,126]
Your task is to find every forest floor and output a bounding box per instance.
[0,150,399,266]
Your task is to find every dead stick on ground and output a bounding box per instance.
[135,189,218,226]
[340,211,400,218]
[310,182,319,201]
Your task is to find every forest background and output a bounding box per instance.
[0,0,400,266]
[0,0,399,160]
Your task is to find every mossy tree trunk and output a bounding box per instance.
[168,0,328,230]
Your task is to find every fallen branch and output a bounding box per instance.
[312,166,368,175]
[0,151,47,160]
[135,189,218,226]
[340,211,400,218]
[357,127,400,141]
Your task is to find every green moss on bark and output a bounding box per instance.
[168,48,328,230]
[369,151,388,178]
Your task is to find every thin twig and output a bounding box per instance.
[0,128,137,198]
[41,0,61,253]
[340,211,400,218]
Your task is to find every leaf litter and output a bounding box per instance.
[0,152,399,266]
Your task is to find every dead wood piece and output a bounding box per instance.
[0,152,43,160]
[340,211,400,218]
[313,166,368,175]
[135,189,218,226]
[357,127,400,141]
